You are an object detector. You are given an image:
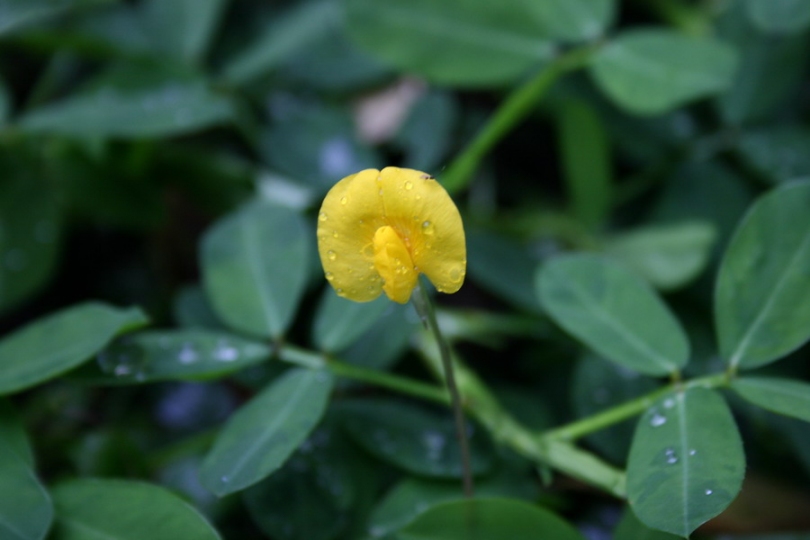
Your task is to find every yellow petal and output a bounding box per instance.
[373,225,418,304]
[317,169,387,302]
[377,167,466,293]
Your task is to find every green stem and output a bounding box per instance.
[277,344,450,405]
[441,44,598,194]
[543,373,730,442]
[412,284,475,497]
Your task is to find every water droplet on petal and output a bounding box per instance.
[332,230,339,238]
[319,212,328,222]
[325,271,334,281]
[404,181,413,190]
[340,196,348,205]
[449,267,462,283]
[327,250,337,261]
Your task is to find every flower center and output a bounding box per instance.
[372,225,417,304]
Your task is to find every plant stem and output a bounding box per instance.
[441,44,598,195]
[542,372,730,442]
[277,344,450,405]
[411,283,475,497]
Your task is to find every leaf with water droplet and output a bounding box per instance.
[627,388,745,537]
[84,330,271,384]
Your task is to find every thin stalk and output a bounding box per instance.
[277,344,449,405]
[441,44,598,194]
[542,372,730,442]
[412,283,475,497]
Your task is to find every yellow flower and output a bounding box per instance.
[317,167,466,304]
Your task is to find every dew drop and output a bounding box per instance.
[663,398,675,409]
[705,489,713,495]
[650,412,667,427]
[664,448,678,464]
[362,244,374,258]
[178,343,198,364]
[336,288,344,294]
[327,250,337,261]
[340,196,348,205]
[332,230,339,238]
[689,449,697,456]
[221,475,230,484]
[449,267,462,283]
[319,212,328,222]
[325,271,335,281]
[214,340,239,362]
[421,221,434,235]
[404,181,413,190]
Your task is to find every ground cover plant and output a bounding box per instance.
[1,0,810,539]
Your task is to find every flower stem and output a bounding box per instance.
[412,283,475,497]
[441,44,599,195]
[277,344,450,405]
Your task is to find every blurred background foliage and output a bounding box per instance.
[1,0,810,539]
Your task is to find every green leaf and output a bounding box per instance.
[0,76,9,124]
[93,330,271,383]
[19,65,234,138]
[467,231,542,313]
[201,200,309,340]
[715,181,810,369]
[345,0,554,87]
[222,0,339,85]
[0,302,148,395]
[172,285,226,330]
[627,388,745,537]
[141,0,227,63]
[259,104,381,190]
[572,354,660,465]
[341,302,418,371]
[0,145,63,314]
[368,470,538,538]
[738,126,810,184]
[716,4,810,125]
[556,99,612,229]
[0,0,113,35]
[200,368,334,496]
[0,401,53,540]
[312,289,390,353]
[341,399,495,478]
[604,221,717,291]
[396,498,585,540]
[536,254,689,376]
[745,0,810,35]
[732,377,810,423]
[614,507,681,540]
[243,424,366,540]
[530,0,615,42]
[589,29,738,115]
[51,479,221,540]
